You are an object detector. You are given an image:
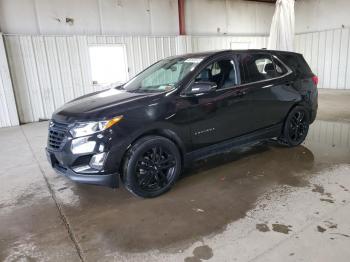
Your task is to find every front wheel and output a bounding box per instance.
[122,136,181,198]
[278,106,310,147]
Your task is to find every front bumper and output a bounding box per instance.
[46,149,119,188]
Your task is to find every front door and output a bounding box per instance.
[185,55,252,150]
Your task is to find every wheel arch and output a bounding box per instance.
[119,127,186,176]
[284,102,312,125]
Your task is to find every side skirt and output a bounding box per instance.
[184,123,282,166]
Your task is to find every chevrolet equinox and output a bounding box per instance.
[46,50,318,198]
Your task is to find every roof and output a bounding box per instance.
[167,49,301,60]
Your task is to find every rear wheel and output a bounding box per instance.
[123,136,181,198]
[278,106,310,147]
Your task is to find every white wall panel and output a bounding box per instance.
[186,0,274,36]
[0,33,19,127]
[295,0,350,33]
[0,0,179,35]
[295,27,350,90]
[0,0,273,36]
[191,36,268,52]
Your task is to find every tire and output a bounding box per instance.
[122,135,181,198]
[278,106,310,147]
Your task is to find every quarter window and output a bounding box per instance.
[273,57,288,75]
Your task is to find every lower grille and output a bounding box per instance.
[48,121,69,150]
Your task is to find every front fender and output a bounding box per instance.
[103,122,189,174]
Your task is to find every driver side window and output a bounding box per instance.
[195,59,238,89]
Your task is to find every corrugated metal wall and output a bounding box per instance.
[4,34,268,124]
[295,27,350,90]
[191,35,268,51]
[0,33,19,127]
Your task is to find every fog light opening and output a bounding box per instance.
[90,152,107,170]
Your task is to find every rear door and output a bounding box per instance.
[237,52,297,130]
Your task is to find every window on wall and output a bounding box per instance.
[89,45,128,86]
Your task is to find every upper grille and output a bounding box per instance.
[48,121,69,150]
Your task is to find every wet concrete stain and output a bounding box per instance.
[320,198,335,203]
[312,184,333,198]
[317,226,326,233]
[0,199,80,261]
[324,221,337,229]
[272,224,292,234]
[256,223,270,232]
[330,233,350,238]
[50,123,350,255]
[66,144,317,253]
[3,119,350,258]
[312,184,325,194]
[184,245,213,262]
[339,185,349,192]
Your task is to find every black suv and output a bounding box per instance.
[46,50,318,198]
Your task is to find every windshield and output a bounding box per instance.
[123,57,204,93]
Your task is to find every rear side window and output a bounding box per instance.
[278,53,313,78]
[238,53,281,84]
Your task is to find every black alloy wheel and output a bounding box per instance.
[288,110,308,143]
[135,145,176,192]
[123,136,181,198]
[279,106,310,147]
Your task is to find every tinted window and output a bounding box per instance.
[239,53,279,84]
[278,53,313,77]
[195,59,238,89]
[272,57,288,75]
[124,57,203,93]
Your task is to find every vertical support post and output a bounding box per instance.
[178,0,186,35]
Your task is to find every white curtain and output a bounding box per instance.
[268,0,295,51]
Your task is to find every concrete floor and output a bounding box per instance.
[1,89,350,262]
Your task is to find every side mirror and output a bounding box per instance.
[187,81,217,95]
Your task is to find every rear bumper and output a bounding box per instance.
[46,149,119,188]
[310,107,317,123]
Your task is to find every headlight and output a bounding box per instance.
[71,137,96,154]
[69,116,123,138]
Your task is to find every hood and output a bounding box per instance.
[52,88,162,123]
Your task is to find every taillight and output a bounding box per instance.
[312,75,319,85]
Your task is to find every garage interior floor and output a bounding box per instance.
[1,89,350,262]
